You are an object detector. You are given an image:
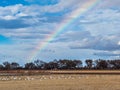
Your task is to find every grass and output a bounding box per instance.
[0,70,120,75]
[0,74,120,90]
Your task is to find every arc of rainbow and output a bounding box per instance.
[27,0,101,62]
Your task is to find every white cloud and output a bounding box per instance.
[96,0,120,9]
[80,9,120,36]
[118,41,120,46]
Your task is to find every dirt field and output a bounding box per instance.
[0,74,120,90]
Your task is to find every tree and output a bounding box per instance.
[58,59,71,69]
[34,60,46,69]
[3,61,11,70]
[95,59,108,69]
[85,59,93,69]
[57,59,82,69]
[24,62,36,70]
[44,60,59,70]
[0,64,4,70]
[73,60,83,69]
[109,60,120,69]
[11,62,20,69]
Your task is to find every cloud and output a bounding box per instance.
[41,49,55,53]
[79,9,120,36]
[69,34,120,51]
[93,50,120,59]
[96,0,120,9]
[0,4,63,40]
[94,52,120,57]
[52,29,120,51]
[25,0,86,13]
[0,0,120,62]
[52,31,92,42]
[64,8,120,52]
[0,19,30,29]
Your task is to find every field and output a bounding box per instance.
[0,70,120,90]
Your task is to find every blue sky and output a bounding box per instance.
[0,0,59,6]
[0,0,120,64]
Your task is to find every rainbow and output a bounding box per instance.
[27,0,101,62]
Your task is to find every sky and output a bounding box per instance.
[0,0,120,64]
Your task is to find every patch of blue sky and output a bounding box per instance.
[26,0,59,6]
[0,0,59,7]
[0,35,12,44]
[110,7,120,11]
[40,10,69,23]
[0,0,30,6]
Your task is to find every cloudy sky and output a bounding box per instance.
[0,0,120,64]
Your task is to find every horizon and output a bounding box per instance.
[0,0,120,64]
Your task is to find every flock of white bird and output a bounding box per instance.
[0,75,103,81]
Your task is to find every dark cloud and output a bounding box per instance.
[51,30,120,51]
[40,16,63,23]
[52,31,92,42]
[0,19,30,29]
[69,37,120,51]
[12,34,46,39]
[68,33,120,51]
[94,52,120,57]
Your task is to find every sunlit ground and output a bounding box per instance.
[0,74,120,90]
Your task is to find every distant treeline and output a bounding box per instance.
[0,59,120,70]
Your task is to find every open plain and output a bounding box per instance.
[0,70,120,90]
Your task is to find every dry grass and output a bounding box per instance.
[0,70,120,75]
[0,74,120,90]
